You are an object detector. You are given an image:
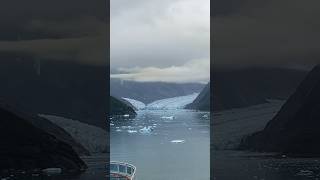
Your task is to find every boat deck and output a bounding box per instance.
[110,161,136,180]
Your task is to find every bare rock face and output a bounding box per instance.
[239,65,320,156]
[0,101,87,172]
[186,82,210,111]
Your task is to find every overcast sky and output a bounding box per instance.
[213,0,320,70]
[110,0,210,83]
[0,0,107,66]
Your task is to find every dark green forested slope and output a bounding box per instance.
[110,96,136,116]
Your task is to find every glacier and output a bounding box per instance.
[122,97,146,110]
[145,93,199,110]
[122,93,199,110]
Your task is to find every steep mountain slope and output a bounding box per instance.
[110,78,204,104]
[1,101,89,156]
[239,65,320,156]
[110,96,136,116]
[0,58,107,128]
[186,83,210,111]
[0,101,87,172]
[41,115,107,154]
[213,67,307,111]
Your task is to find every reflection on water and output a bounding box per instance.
[110,110,210,180]
[214,151,320,180]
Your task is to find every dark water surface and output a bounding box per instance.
[214,150,320,180]
[110,110,210,180]
[0,154,107,180]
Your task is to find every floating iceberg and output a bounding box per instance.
[139,126,153,134]
[127,130,138,133]
[202,114,209,118]
[161,116,175,120]
[296,170,314,177]
[170,140,185,144]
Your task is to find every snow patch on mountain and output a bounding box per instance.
[122,97,146,110]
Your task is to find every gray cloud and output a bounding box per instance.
[111,58,210,83]
[0,36,107,66]
[213,0,320,69]
[0,0,108,66]
[110,0,210,81]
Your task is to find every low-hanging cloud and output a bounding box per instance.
[111,0,210,69]
[111,58,210,83]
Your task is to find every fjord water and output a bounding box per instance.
[0,155,107,180]
[214,151,320,180]
[110,109,210,180]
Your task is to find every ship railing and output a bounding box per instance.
[110,161,136,180]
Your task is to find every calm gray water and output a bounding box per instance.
[214,150,320,180]
[0,154,107,180]
[110,109,210,180]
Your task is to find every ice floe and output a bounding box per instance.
[296,170,314,177]
[161,116,175,120]
[139,126,153,134]
[171,139,185,144]
[127,130,138,133]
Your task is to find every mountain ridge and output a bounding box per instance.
[239,65,320,156]
[0,100,87,172]
[111,78,205,104]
